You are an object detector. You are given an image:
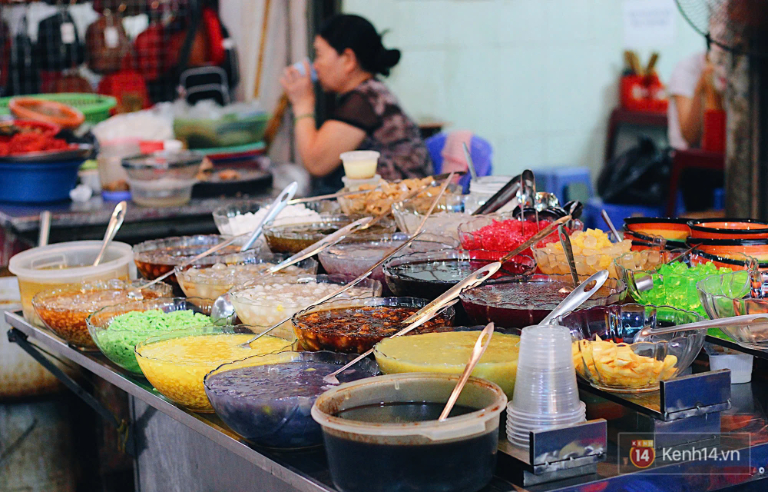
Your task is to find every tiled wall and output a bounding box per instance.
[342,0,705,181]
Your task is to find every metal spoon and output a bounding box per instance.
[539,270,610,325]
[93,201,127,266]
[323,261,502,385]
[439,322,494,421]
[601,209,621,241]
[462,142,478,180]
[38,211,51,247]
[558,224,579,288]
[521,170,538,227]
[240,182,298,251]
[634,313,768,342]
[235,173,457,347]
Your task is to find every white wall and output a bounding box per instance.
[342,0,706,179]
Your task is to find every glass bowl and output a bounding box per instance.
[212,200,338,236]
[87,297,217,374]
[697,270,768,349]
[228,274,382,340]
[318,232,458,287]
[204,351,379,449]
[133,235,244,285]
[391,191,466,238]
[135,325,293,412]
[616,251,757,316]
[337,177,460,217]
[175,252,318,300]
[373,327,521,398]
[292,297,455,354]
[460,274,627,328]
[382,248,536,301]
[532,229,636,277]
[32,279,172,351]
[558,304,705,393]
[458,213,573,260]
[122,151,203,207]
[263,214,396,254]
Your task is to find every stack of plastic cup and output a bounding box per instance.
[507,324,586,449]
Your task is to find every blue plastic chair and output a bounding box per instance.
[534,167,594,205]
[425,132,493,193]
[584,197,665,232]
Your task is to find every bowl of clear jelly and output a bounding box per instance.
[204,351,379,449]
[311,373,507,492]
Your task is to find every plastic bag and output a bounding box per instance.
[597,136,672,207]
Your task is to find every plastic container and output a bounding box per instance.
[97,138,139,193]
[122,151,203,207]
[709,352,753,384]
[312,373,507,492]
[8,241,135,327]
[391,191,467,238]
[32,279,171,351]
[173,112,269,149]
[204,351,379,449]
[507,325,585,448]
[292,297,455,353]
[0,159,84,203]
[212,200,335,237]
[87,297,215,374]
[340,151,379,179]
[135,325,293,412]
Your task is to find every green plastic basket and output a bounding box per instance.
[0,93,117,124]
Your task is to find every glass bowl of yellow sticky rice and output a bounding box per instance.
[135,325,293,412]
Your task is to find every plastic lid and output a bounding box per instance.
[8,241,134,281]
[340,151,380,162]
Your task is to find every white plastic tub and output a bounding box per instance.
[710,352,754,384]
[8,241,135,327]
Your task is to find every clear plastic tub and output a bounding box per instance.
[97,138,139,193]
[311,373,507,492]
[122,151,203,207]
[8,241,135,327]
[340,151,379,179]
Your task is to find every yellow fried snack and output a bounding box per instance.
[572,335,678,389]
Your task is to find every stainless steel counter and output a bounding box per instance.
[5,310,768,492]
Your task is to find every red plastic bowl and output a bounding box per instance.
[0,120,61,142]
[688,218,768,240]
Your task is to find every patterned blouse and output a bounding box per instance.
[312,78,433,194]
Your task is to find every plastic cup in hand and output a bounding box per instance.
[340,151,380,179]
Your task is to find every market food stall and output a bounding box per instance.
[3,169,768,491]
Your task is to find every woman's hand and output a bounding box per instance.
[280,61,315,115]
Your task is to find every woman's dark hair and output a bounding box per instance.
[318,15,401,77]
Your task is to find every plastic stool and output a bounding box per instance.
[584,198,665,232]
[534,167,594,205]
[425,132,493,193]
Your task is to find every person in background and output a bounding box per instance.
[667,47,727,211]
[280,14,432,195]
